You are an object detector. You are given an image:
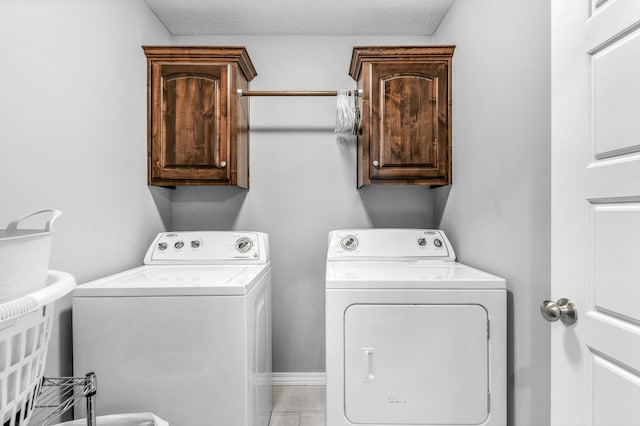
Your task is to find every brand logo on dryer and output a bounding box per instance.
[387,396,408,404]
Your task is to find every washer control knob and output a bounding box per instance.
[174,241,184,249]
[434,238,443,248]
[236,237,253,253]
[417,237,427,247]
[340,235,359,251]
[191,240,201,249]
[158,242,168,251]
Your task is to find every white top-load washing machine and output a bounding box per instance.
[326,229,506,426]
[72,231,271,426]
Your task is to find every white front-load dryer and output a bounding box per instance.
[325,229,506,426]
[72,231,272,426]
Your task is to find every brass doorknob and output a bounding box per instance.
[540,298,577,325]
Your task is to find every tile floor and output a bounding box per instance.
[269,385,325,426]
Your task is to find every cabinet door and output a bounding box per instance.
[150,63,230,183]
[369,61,450,182]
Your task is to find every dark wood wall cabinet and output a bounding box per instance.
[143,46,257,188]
[349,46,455,187]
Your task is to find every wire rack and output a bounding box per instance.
[28,373,97,426]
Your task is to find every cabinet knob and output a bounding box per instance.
[372,160,380,167]
[220,161,227,168]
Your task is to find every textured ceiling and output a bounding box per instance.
[144,0,454,35]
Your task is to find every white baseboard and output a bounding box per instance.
[272,372,326,386]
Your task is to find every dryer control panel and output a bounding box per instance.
[327,229,456,261]
[144,231,269,265]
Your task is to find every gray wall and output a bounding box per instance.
[171,35,437,372]
[432,0,551,425]
[0,0,172,376]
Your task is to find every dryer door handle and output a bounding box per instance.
[362,347,376,382]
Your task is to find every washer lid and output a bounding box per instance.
[326,261,505,289]
[74,264,270,297]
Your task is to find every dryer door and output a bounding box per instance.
[344,304,489,424]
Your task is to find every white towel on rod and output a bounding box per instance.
[335,90,356,135]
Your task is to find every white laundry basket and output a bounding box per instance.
[0,270,76,426]
[0,209,62,304]
[53,413,169,426]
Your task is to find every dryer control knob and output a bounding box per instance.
[174,241,184,249]
[434,239,443,248]
[158,242,168,251]
[191,240,201,249]
[417,238,427,247]
[340,235,359,251]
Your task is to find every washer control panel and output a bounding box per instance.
[144,231,269,264]
[327,229,456,261]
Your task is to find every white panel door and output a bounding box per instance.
[551,1,640,425]
[344,304,489,425]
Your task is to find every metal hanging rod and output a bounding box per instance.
[237,89,362,97]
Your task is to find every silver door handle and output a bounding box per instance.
[540,298,577,325]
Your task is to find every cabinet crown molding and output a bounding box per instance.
[349,45,455,80]
[142,45,257,81]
